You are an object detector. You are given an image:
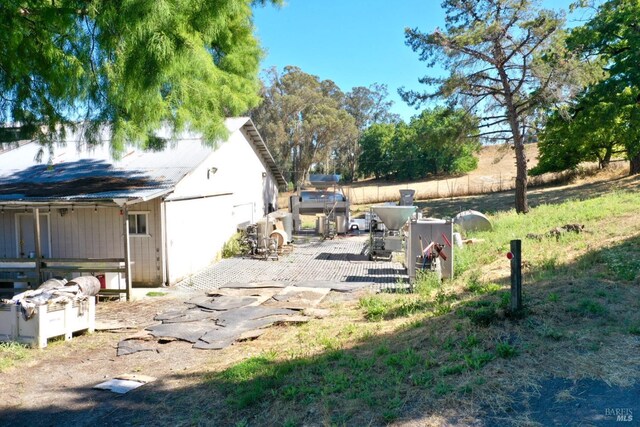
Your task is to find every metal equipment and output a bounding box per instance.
[406,219,454,280]
[289,174,350,238]
[244,219,279,260]
[369,205,416,260]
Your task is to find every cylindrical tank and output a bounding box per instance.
[270,230,288,248]
[317,215,326,235]
[282,213,293,242]
[336,215,347,234]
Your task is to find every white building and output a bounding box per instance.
[0,118,285,296]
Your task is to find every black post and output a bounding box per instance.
[510,239,522,312]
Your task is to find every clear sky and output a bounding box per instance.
[253,0,577,122]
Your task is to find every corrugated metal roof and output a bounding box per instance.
[0,118,286,204]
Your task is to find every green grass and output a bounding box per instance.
[145,291,167,297]
[28,177,629,426]
[202,185,640,425]
[0,342,30,372]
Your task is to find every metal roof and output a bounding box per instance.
[0,118,286,205]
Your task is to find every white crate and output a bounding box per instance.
[0,297,95,348]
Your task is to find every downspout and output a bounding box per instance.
[161,199,169,286]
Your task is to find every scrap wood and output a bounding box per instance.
[117,340,160,356]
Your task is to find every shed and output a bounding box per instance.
[0,118,285,299]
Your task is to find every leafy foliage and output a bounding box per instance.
[0,0,279,152]
[535,0,640,175]
[357,107,480,180]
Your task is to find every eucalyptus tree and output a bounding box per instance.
[340,84,400,180]
[251,66,357,187]
[0,0,279,153]
[401,0,568,213]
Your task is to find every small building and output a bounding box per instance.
[0,118,285,298]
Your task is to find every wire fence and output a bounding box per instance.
[278,164,607,209]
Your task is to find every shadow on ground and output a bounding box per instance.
[2,232,639,426]
[417,174,640,217]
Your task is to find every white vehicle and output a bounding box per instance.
[348,211,384,231]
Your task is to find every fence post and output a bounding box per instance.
[509,239,523,312]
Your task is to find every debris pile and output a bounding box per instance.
[2,276,100,320]
[118,281,370,354]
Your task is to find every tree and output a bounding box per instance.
[402,0,567,213]
[549,0,640,174]
[533,80,629,175]
[0,0,279,152]
[251,66,357,187]
[409,107,480,175]
[340,84,400,180]
[358,123,396,179]
[357,107,480,180]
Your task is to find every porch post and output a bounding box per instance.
[32,207,42,286]
[123,205,132,301]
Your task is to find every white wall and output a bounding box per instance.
[163,195,234,284]
[163,125,280,284]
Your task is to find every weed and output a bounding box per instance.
[376,344,390,356]
[539,325,566,341]
[463,334,480,348]
[0,342,30,372]
[628,325,640,335]
[435,380,454,395]
[221,232,248,258]
[496,341,519,358]
[572,299,608,317]
[414,270,441,296]
[359,295,389,321]
[547,292,559,302]
[411,371,433,387]
[433,288,453,316]
[441,363,466,376]
[464,348,494,370]
[145,291,166,297]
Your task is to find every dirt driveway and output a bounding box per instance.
[0,234,404,426]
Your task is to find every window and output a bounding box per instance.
[128,213,148,235]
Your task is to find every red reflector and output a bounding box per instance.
[507,252,514,260]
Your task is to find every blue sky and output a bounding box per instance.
[253,0,577,122]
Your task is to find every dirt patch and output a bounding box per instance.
[0,294,220,426]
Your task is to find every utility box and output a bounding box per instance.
[0,297,95,348]
[406,219,454,281]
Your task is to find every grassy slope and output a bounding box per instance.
[161,175,639,426]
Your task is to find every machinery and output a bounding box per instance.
[369,205,416,260]
[406,219,454,280]
[289,174,350,238]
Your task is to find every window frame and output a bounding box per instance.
[127,211,150,237]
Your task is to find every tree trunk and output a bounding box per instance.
[514,134,529,214]
[630,151,640,175]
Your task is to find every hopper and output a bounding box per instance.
[371,205,417,230]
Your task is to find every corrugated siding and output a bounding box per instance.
[127,200,163,285]
[165,195,235,284]
[45,205,162,285]
[0,213,17,258]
